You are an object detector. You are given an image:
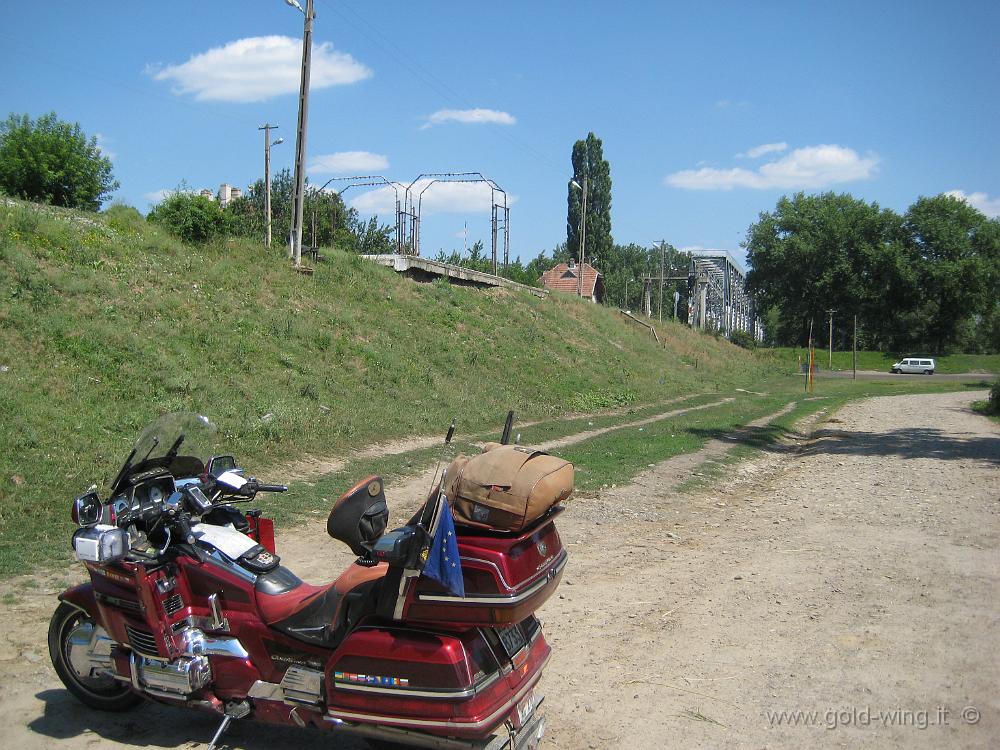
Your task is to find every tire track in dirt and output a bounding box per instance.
[271,395,707,484]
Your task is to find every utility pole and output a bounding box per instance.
[852,315,858,381]
[826,309,837,370]
[807,318,815,393]
[288,0,315,267]
[649,240,668,322]
[659,243,665,323]
[258,123,280,248]
[578,176,588,297]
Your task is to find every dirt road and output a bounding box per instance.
[540,389,998,749]
[0,390,995,749]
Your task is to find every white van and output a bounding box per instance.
[890,357,936,375]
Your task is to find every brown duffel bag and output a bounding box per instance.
[443,444,573,532]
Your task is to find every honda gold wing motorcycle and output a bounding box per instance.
[49,412,569,750]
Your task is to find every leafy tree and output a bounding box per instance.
[352,215,395,255]
[148,191,224,244]
[608,241,689,317]
[567,133,612,268]
[224,169,394,254]
[903,194,1000,354]
[0,112,118,210]
[744,192,911,348]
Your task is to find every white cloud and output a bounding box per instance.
[349,179,518,216]
[421,108,516,129]
[665,144,879,191]
[944,190,1000,218]
[148,36,371,103]
[737,142,787,159]
[94,133,116,161]
[309,151,389,174]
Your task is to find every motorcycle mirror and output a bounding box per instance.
[216,471,248,490]
[71,491,102,528]
[207,454,240,479]
[445,419,455,445]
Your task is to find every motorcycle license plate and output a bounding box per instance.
[516,689,537,726]
[497,623,527,657]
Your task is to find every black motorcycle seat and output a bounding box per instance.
[256,563,387,649]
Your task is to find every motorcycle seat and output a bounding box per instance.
[256,563,388,649]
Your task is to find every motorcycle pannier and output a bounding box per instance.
[444,445,573,532]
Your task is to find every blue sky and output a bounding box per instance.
[2,1,998,265]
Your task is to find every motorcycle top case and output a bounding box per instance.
[403,512,567,626]
[443,444,573,533]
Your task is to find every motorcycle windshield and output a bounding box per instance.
[110,412,217,496]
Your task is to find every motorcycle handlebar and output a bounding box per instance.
[175,513,196,545]
[254,483,288,493]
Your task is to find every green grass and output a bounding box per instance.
[758,347,1000,374]
[971,401,1000,423]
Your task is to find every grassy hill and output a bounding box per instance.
[0,198,772,574]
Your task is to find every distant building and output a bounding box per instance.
[199,189,214,200]
[539,260,604,303]
[217,183,242,208]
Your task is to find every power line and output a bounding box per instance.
[314,0,567,177]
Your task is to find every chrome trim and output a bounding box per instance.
[123,624,160,656]
[417,553,566,605]
[128,651,141,691]
[163,593,184,616]
[206,593,230,632]
[332,668,502,699]
[459,556,514,591]
[393,569,419,621]
[181,628,249,659]
[327,656,548,730]
[66,621,116,679]
[248,680,283,701]
[280,665,324,706]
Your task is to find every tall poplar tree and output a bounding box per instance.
[567,133,612,268]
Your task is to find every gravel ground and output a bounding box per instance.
[0,390,995,750]
[538,389,998,749]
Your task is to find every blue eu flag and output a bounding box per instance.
[422,498,465,598]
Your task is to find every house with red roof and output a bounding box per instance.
[538,260,604,303]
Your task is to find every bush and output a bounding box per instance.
[103,203,144,233]
[729,330,756,349]
[0,112,118,210]
[147,192,223,244]
[989,379,1000,415]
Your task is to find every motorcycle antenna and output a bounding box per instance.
[427,418,455,493]
[501,410,515,445]
[421,418,456,531]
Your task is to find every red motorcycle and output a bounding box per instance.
[49,413,568,750]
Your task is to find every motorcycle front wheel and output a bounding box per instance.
[48,601,142,711]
